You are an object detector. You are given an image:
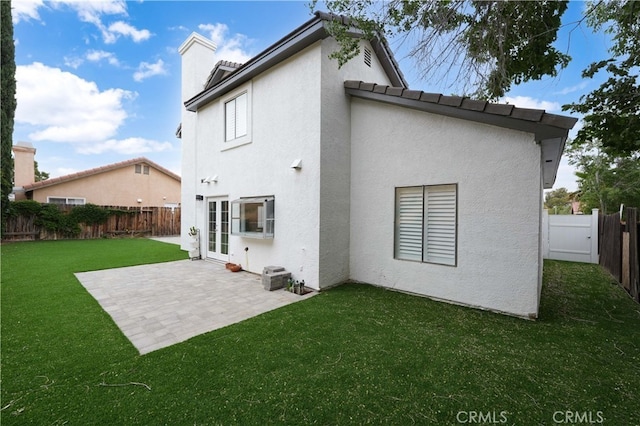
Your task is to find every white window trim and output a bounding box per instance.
[394,184,457,266]
[221,83,252,151]
[47,196,86,206]
[231,196,274,239]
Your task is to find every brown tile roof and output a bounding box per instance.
[204,60,244,90]
[344,80,577,137]
[344,80,579,189]
[22,157,180,191]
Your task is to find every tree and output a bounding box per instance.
[1,0,16,234]
[312,0,570,99]
[566,139,640,214]
[563,0,640,156]
[544,187,572,214]
[34,161,49,182]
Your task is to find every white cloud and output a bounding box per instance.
[15,62,135,144]
[553,156,579,192]
[12,0,45,23]
[133,59,167,82]
[501,96,561,112]
[106,21,152,44]
[198,23,253,63]
[77,137,173,155]
[14,1,151,44]
[56,0,128,25]
[64,56,84,69]
[199,23,227,46]
[64,50,120,69]
[86,49,120,66]
[54,167,80,178]
[553,81,590,96]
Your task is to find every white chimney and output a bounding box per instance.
[178,32,217,102]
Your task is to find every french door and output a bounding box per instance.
[206,197,229,261]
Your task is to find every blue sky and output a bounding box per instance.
[12,0,611,191]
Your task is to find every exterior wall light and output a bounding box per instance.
[290,159,302,170]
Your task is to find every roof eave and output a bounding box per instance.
[345,85,577,189]
[185,17,328,112]
[540,137,566,189]
[345,87,576,140]
[184,12,407,112]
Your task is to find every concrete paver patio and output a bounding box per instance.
[75,260,314,355]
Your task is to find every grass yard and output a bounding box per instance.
[1,239,639,425]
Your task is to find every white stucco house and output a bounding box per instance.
[178,12,577,318]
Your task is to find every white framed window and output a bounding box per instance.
[135,164,149,174]
[231,196,274,239]
[47,197,86,206]
[394,184,457,266]
[225,92,247,141]
[222,83,252,150]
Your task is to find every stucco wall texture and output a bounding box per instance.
[349,98,542,318]
[181,31,546,318]
[30,164,181,207]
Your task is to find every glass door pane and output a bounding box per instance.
[221,201,229,255]
[208,201,217,253]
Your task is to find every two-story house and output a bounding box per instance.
[178,12,577,318]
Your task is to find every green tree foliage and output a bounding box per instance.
[7,200,80,236]
[7,202,113,236]
[312,0,570,99]
[566,139,640,214]
[1,0,16,234]
[69,204,110,225]
[563,0,640,156]
[544,187,573,214]
[34,160,49,182]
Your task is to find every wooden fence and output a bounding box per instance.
[599,207,639,302]
[3,205,181,241]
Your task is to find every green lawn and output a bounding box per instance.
[1,240,639,425]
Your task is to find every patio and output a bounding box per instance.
[75,259,314,354]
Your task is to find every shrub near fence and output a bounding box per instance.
[3,202,181,241]
[599,207,640,303]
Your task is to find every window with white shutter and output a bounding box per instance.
[424,185,457,265]
[394,184,457,266]
[395,186,424,261]
[225,92,247,141]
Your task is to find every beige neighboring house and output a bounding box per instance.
[12,142,181,207]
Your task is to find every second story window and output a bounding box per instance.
[225,92,248,141]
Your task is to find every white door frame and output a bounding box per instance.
[206,196,230,261]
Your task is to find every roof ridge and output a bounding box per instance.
[22,157,180,191]
[186,11,407,111]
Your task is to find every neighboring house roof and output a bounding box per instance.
[184,11,407,112]
[344,80,578,189]
[22,157,181,192]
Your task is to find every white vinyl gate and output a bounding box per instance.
[542,209,599,264]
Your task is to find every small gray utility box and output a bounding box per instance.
[262,266,290,291]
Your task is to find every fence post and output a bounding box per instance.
[590,209,599,264]
[542,209,550,259]
[627,207,639,302]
